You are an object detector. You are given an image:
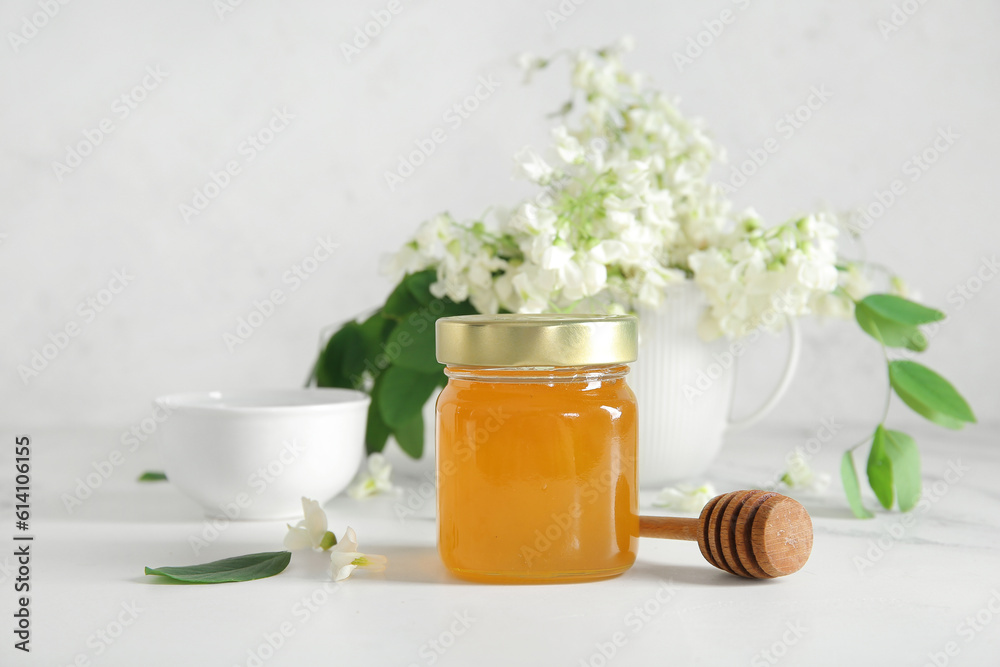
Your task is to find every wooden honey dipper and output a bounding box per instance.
[639,490,813,579]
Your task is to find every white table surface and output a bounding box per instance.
[2,424,998,667]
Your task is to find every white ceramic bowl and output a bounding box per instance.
[155,388,369,520]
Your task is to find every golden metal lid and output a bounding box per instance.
[435,314,638,367]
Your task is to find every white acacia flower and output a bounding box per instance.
[843,264,872,300]
[572,53,596,90]
[790,253,838,292]
[557,259,585,301]
[541,244,574,271]
[811,291,853,320]
[606,209,638,231]
[515,52,545,73]
[614,159,653,196]
[511,202,557,234]
[431,254,471,303]
[513,147,555,184]
[781,449,831,493]
[588,240,628,264]
[510,268,550,313]
[653,483,716,513]
[581,260,608,296]
[470,284,500,315]
[329,527,388,581]
[379,244,427,281]
[552,125,585,164]
[284,497,337,551]
[467,251,505,290]
[636,280,663,310]
[347,453,394,500]
[615,34,636,54]
[591,62,622,100]
[414,214,450,252]
[890,275,922,302]
[641,190,676,228]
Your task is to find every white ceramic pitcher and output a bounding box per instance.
[629,280,800,488]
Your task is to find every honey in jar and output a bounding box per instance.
[435,314,638,583]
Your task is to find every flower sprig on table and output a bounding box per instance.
[313,38,975,517]
[143,498,386,584]
[838,294,975,517]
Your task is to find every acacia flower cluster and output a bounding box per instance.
[382,40,873,339]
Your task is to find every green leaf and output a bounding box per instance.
[365,393,391,454]
[317,322,365,389]
[358,311,395,361]
[858,294,945,326]
[138,471,167,482]
[376,365,441,428]
[393,410,424,459]
[405,269,438,306]
[855,303,927,351]
[882,429,921,512]
[841,450,874,519]
[441,299,479,318]
[384,276,423,319]
[338,322,367,384]
[867,426,894,509]
[387,315,442,374]
[144,551,291,584]
[889,360,976,429]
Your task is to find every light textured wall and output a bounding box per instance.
[2,0,997,435]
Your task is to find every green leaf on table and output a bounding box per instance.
[867,426,894,509]
[889,360,976,429]
[841,450,874,519]
[144,551,291,584]
[882,429,921,512]
[393,410,425,459]
[857,294,945,326]
[138,471,167,482]
[855,303,927,351]
[376,365,441,428]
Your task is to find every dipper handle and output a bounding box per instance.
[638,516,700,542]
[639,490,813,579]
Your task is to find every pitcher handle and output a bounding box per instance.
[726,317,801,432]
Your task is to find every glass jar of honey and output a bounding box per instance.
[435,314,639,583]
